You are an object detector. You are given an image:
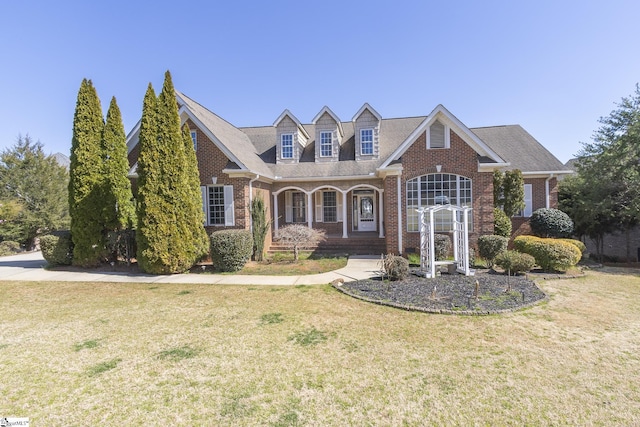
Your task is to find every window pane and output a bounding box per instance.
[361,129,373,155]
[208,186,226,225]
[323,191,337,222]
[281,134,293,158]
[320,132,332,157]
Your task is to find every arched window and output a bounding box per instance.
[406,173,472,232]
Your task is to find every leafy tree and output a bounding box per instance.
[136,72,208,274]
[572,84,640,261]
[493,169,525,217]
[0,136,69,249]
[102,97,135,233]
[69,79,105,266]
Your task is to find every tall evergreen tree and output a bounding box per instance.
[181,123,209,260]
[0,136,69,249]
[136,72,208,273]
[69,79,105,266]
[102,97,135,232]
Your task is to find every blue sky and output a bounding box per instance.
[1,0,639,164]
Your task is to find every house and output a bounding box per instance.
[126,92,572,255]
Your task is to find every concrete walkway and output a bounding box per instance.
[0,252,382,285]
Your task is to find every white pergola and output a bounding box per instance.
[417,205,474,278]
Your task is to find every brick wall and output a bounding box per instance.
[398,129,494,253]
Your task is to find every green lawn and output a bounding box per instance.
[1,269,640,425]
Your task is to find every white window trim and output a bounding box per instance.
[315,190,342,223]
[319,131,333,157]
[360,128,374,156]
[516,184,533,217]
[426,121,450,149]
[190,130,197,151]
[200,185,235,226]
[281,133,294,159]
[405,174,472,233]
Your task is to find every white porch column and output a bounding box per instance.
[273,193,279,234]
[377,189,384,238]
[342,191,348,238]
[307,192,313,228]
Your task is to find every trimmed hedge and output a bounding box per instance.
[210,229,253,272]
[40,232,73,266]
[559,238,586,255]
[529,208,574,238]
[434,234,451,261]
[493,208,512,238]
[383,254,409,281]
[513,235,581,272]
[495,250,535,275]
[0,241,21,256]
[478,235,508,268]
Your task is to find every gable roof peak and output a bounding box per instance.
[352,102,382,122]
[312,106,344,136]
[273,109,310,139]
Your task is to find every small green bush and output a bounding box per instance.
[434,234,451,261]
[495,250,535,275]
[513,235,581,272]
[0,240,21,256]
[210,229,253,272]
[383,254,409,281]
[530,208,574,238]
[493,208,512,238]
[477,235,508,268]
[40,232,73,266]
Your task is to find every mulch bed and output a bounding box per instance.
[335,270,548,315]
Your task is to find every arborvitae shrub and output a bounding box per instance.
[529,208,574,238]
[513,235,581,272]
[478,235,508,268]
[383,254,409,281]
[210,229,253,272]
[495,250,535,275]
[40,231,73,266]
[434,234,451,261]
[493,208,512,238]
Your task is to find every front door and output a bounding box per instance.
[356,194,376,232]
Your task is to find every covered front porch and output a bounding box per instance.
[271,184,385,240]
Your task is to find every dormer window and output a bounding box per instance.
[319,131,332,157]
[361,129,373,155]
[427,120,450,149]
[281,134,294,159]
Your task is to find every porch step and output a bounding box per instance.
[268,235,387,256]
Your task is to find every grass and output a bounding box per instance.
[234,253,347,275]
[1,269,640,424]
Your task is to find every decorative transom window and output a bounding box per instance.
[361,129,373,155]
[202,185,234,226]
[320,131,332,157]
[190,131,197,151]
[406,174,472,232]
[427,120,449,149]
[281,134,293,159]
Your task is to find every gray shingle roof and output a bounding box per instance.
[471,125,571,172]
[175,92,568,178]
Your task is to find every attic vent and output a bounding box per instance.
[429,120,446,148]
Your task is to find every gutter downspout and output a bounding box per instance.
[249,174,260,232]
[545,174,554,209]
[397,176,403,254]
